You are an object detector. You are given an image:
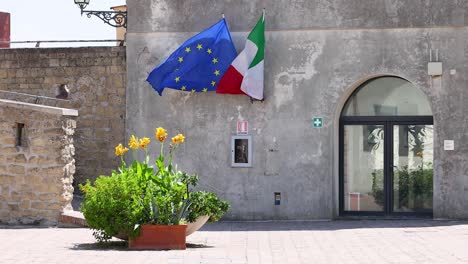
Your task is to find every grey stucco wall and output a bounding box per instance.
[126,0,468,219]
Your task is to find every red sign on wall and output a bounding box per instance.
[237,121,248,135]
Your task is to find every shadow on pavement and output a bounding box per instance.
[198,219,468,232]
[2,220,467,232]
[186,243,213,249]
[70,242,212,251]
[71,241,128,251]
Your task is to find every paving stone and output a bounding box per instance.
[1,220,468,263]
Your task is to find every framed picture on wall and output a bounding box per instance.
[231,135,252,167]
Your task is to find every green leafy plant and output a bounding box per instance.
[80,169,146,242]
[187,191,230,223]
[80,127,229,242]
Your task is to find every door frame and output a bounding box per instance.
[339,115,433,217]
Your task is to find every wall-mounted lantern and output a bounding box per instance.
[74,0,127,28]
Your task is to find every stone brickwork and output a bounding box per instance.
[0,99,78,225]
[0,47,126,187]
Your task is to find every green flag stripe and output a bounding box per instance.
[247,14,265,69]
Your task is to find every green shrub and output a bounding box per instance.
[80,169,147,242]
[187,191,230,223]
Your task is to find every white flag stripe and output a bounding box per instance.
[241,60,264,100]
[231,39,258,74]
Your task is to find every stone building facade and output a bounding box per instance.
[126,0,468,220]
[0,99,77,225]
[1,0,467,222]
[0,47,126,187]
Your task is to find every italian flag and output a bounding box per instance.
[217,13,265,100]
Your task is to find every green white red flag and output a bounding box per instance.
[217,12,265,100]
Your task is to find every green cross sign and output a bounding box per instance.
[313,117,323,128]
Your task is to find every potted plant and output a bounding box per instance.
[79,127,229,250]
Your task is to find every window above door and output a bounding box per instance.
[342,77,432,117]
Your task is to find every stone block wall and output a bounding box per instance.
[0,99,78,225]
[0,47,126,187]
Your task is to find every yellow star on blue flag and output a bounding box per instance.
[147,19,237,95]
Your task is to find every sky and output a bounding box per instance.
[1,0,126,48]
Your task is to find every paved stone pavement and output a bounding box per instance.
[1,220,468,264]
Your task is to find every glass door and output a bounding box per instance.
[392,124,433,213]
[340,121,433,216]
[342,124,385,213]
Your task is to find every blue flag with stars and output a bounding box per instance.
[147,19,237,95]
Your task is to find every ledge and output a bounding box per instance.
[0,99,78,116]
[58,210,87,228]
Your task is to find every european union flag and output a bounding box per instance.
[147,19,237,95]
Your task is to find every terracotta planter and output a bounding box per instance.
[116,216,209,240]
[129,224,187,250]
[186,215,210,236]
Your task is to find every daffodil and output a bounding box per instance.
[155,127,167,143]
[139,137,151,148]
[171,133,185,145]
[129,135,139,150]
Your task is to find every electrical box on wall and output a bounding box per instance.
[428,62,442,76]
[274,192,281,205]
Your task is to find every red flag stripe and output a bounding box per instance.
[216,65,246,95]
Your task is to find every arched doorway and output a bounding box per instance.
[339,76,433,216]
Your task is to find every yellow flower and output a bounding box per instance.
[115,144,123,156]
[129,135,139,150]
[139,137,151,148]
[115,143,129,156]
[416,151,423,157]
[122,146,129,155]
[171,133,185,145]
[155,127,167,143]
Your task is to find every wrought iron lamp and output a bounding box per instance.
[74,0,127,28]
